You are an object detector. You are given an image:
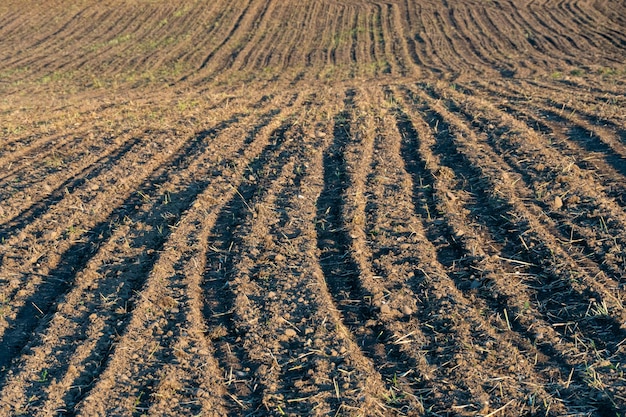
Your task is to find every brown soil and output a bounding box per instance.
[1,0,625,416]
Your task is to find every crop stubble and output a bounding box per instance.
[0,0,625,416]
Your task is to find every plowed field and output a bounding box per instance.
[1,0,625,416]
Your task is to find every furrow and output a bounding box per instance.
[0,107,253,372]
[399,84,625,413]
[198,100,332,413]
[66,101,298,417]
[0,97,295,416]
[383,86,571,415]
[0,135,140,239]
[437,82,626,286]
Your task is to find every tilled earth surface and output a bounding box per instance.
[0,0,625,415]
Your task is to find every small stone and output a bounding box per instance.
[552,196,563,210]
[402,305,413,316]
[380,304,391,315]
[284,328,297,338]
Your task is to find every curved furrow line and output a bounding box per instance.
[327,88,432,414]
[513,4,583,65]
[386,87,577,415]
[0,107,256,369]
[61,100,303,417]
[0,5,96,71]
[306,87,430,415]
[0,9,26,44]
[264,153,393,414]
[516,86,626,132]
[251,3,312,76]
[19,8,150,78]
[194,0,254,72]
[198,106,341,414]
[554,5,609,53]
[68,10,172,76]
[200,105,391,415]
[346,6,360,68]
[0,88,257,289]
[526,76,626,99]
[0,97,296,416]
[366,4,384,74]
[463,79,626,210]
[494,3,563,68]
[420,82,626,324]
[0,134,140,241]
[526,4,587,60]
[155,3,236,76]
[446,6,498,73]
[438,83,626,282]
[400,85,625,413]
[323,4,354,72]
[318,3,342,70]
[409,9,449,77]
[0,133,87,183]
[456,84,626,296]
[227,0,284,73]
[394,0,430,76]
[592,0,626,27]
[554,0,626,52]
[542,98,626,138]
[537,108,626,176]
[536,8,598,59]
[457,6,507,68]
[279,2,319,74]
[352,6,373,75]
[492,7,548,76]
[530,100,626,167]
[349,87,561,415]
[395,86,618,414]
[436,81,626,316]
[384,2,413,77]
[469,4,546,77]
[467,78,626,127]
[426,8,475,78]
[199,0,274,80]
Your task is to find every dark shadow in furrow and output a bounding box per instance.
[511,102,626,206]
[0,135,84,184]
[57,110,285,416]
[385,89,466,284]
[426,85,626,276]
[196,3,252,71]
[542,99,626,140]
[396,98,587,408]
[125,257,205,417]
[201,120,293,413]
[443,98,626,284]
[0,138,141,242]
[404,87,623,414]
[57,181,209,417]
[314,90,417,411]
[385,95,487,410]
[316,91,372,327]
[246,128,318,416]
[0,115,243,385]
[371,124,467,409]
[540,109,626,179]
